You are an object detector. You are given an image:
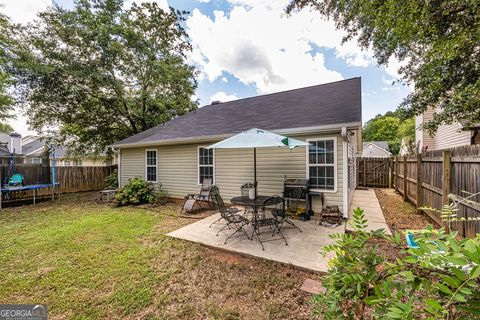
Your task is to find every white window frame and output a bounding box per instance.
[306,137,337,193]
[197,146,215,185]
[32,158,42,164]
[145,149,158,183]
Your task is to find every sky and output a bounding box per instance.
[0,0,411,136]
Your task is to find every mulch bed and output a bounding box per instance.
[375,188,434,233]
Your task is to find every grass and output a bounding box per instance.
[0,193,313,319]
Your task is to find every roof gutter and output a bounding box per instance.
[110,122,362,149]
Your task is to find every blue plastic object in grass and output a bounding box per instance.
[8,173,24,187]
[405,232,419,249]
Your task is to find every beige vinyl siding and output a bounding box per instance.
[434,123,471,150]
[119,132,346,213]
[120,147,146,186]
[416,108,436,150]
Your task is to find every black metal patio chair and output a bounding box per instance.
[249,197,288,250]
[182,178,214,213]
[267,195,302,233]
[211,191,249,244]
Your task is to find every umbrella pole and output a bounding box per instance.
[254,147,257,199]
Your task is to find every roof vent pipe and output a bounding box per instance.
[211,100,222,105]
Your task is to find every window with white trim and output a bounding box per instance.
[308,139,336,190]
[198,147,214,184]
[32,158,42,164]
[146,150,157,182]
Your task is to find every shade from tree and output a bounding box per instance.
[7,0,197,154]
[288,0,480,134]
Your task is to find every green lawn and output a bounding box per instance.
[0,193,313,319]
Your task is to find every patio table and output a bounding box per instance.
[231,195,285,250]
[230,195,275,217]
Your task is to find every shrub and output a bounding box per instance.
[313,207,387,319]
[314,206,480,319]
[105,169,118,189]
[114,177,167,206]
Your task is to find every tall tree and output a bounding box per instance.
[287,0,480,133]
[9,0,197,154]
[362,110,415,155]
[0,12,13,120]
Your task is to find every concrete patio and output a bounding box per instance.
[167,213,343,273]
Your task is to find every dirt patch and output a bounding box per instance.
[375,188,434,232]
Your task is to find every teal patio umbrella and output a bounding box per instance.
[206,128,310,197]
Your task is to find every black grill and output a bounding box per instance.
[283,178,310,199]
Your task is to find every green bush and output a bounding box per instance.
[105,169,118,189]
[114,177,167,206]
[315,207,480,319]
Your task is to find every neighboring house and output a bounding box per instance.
[0,132,25,164]
[362,141,391,158]
[22,138,115,166]
[111,78,363,216]
[416,108,480,151]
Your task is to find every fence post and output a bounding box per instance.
[416,153,423,214]
[394,157,398,192]
[389,157,393,189]
[403,156,408,201]
[363,158,366,187]
[442,150,451,207]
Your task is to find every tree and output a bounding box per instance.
[362,110,416,155]
[0,12,13,120]
[287,0,480,134]
[9,0,197,154]
[0,122,13,133]
[363,115,401,154]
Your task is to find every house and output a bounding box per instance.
[22,137,115,166]
[416,108,480,151]
[362,141,391,158]
[0,132,25,164]
[111,78,362,216]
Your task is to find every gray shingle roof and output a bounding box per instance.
[22,140,45,155]
[363,141,390,151]
[112,78,362,147]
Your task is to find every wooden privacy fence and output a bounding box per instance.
[392,145,480,238]
[357,157,391,188]
[0,165,117,200]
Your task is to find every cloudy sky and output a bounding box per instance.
[0,0,411,135]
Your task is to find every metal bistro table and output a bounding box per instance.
[230,195,285,250]
[230,195,272,217]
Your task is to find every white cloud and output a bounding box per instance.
[186,1,375,94]
[209,91,239,103]
[0,0,51,24]
[221,77,228,82]
[124,0,169,11]
[197,0,211,3]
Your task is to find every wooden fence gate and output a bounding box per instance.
[357,157,391,188]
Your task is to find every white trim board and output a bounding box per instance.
[145,148,158,183]
[305,136,338,194]
[197,146,215,185]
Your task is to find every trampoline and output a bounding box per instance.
[0,146,60,209]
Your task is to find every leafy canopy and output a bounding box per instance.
[287,0,480,133]
[363,110,415,155]
[8,0,197,154]
[0,13,13,120]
